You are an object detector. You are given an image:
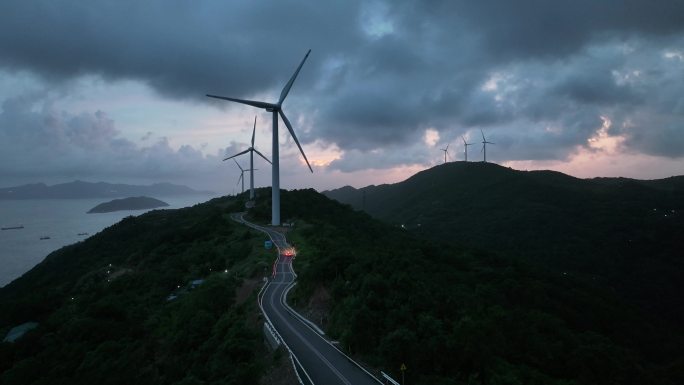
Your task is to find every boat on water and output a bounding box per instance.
[39,236,50,240]
[1,225,24,230]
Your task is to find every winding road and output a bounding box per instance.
[232,213,381,385]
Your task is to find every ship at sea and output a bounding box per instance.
[1,225,24,230]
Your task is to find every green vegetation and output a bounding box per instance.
[0,196,279,385]
[262,188,684,385]
[325,162,684,326]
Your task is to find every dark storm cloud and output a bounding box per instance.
[1,0,683,173]
[0,1,362,98]
[434,0,684,59]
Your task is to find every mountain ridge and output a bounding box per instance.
[0,181,214,199]
[323,162,684,324]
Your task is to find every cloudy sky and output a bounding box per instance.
[1,1,683,193]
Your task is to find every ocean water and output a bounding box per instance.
[0,195,216,287]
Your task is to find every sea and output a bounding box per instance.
[0,195,217,287]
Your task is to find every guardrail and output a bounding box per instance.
[257,277,314,385]
[381,371,401,385]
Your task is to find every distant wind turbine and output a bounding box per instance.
[223,116,271,200]
[208,50,313,226]
[440,144,450,164]
[480,129,495,162]
[233,159,256,195]
[462,135,474,162]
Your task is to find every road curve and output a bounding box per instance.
[232,213,380,385]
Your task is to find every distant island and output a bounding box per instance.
[87,196,169,213]
[0,181,214,200]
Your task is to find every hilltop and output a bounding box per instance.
[324,162,684,323]
[0,181,214,200]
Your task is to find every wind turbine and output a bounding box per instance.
[207,50,313,226]
[233,159,256,195]
[480,129,495,162]
[462,135,474,162]
[223,116,271,200]
[440,144,450,164]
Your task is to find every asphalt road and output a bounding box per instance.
[232,213,380,385]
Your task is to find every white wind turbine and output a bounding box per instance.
[207,50,313,226]
[440,144,450,164]
[462,135,474,162]
[223,116,271,200]
[480,129,495,162]
[233,159,256,195]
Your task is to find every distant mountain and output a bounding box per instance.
[324,162,684,322]
[87,196,169,213]
[0,181,214,199]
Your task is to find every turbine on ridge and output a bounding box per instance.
[208,50,313,225]
[233,159,256,195]
[480,129,495,162]
[440,144,450,164]
[462,135,474,162]
[223,116,271,200]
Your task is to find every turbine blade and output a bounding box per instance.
[446,144,450,151]
[206,94,275,110]
[480,129,486,142]
[278,49,311,105]
[279,110,313,173]
[253,148,272,164]
[251,116,256,146]
[462,135,466,144]
[236,174,243,186]
[222,148,250,161]
[233,158,244,171]
[481,145,485,153]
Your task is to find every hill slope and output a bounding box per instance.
[323,162,684,323]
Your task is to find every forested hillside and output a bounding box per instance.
[251,189,684,385]
[324,163,684,325]
[0,196,282,385]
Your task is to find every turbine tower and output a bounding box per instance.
[207,50,313,226]
[223,116,272,200]
[233,159,256,194]
[440,144,450,164]
[462,135,474,162]
[480,129,495,162]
